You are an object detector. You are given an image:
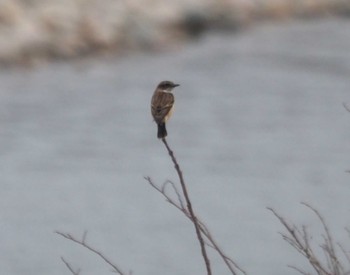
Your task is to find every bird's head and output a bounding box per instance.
[157,81,180,92]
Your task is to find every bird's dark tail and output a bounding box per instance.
[157,123,167,139]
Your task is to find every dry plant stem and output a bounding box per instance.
[268,203,350,275]
[301,203,343,275]
[338,241,350,265]
[61,257,81,275]
[56,231,127,275]
[343,102,350,113]
[268,206,331,275]
[161,137,212,275]
[144,177,246,275]
[341,247,350,266]
[202,222,247,275]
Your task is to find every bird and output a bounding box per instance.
[151,80,180,139]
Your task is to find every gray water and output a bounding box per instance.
[0,18,350,275]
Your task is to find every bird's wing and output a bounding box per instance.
[151,92,174,124]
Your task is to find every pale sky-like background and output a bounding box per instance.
[0,18,350,275]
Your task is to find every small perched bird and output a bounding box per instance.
[151,81,180,139]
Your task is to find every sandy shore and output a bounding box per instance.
[0,0,349,65]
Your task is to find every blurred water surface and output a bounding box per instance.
[0,18,350,275]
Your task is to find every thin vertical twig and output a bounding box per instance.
[145,176,245,275]
[161,137,212,275]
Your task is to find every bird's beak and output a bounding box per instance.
[173,84,180,87]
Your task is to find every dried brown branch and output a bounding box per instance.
[144,176,247,275]
[301,202,343,275]
[268,206,330,274]
[201,222,247,275]
[145,177,188,214]
[338,243,350,265]
[61,257,81,275]
[160,137,212,275]
[269,203,350,275]
[56,231,127,275]
[343,102,350,113]
[162,180,186,211]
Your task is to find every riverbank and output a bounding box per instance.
[0,0,349,65]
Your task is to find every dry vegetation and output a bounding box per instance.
[57,136,349,275]
[0,0,349,64]
[57,137,247,275]
[268,203,350,275]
